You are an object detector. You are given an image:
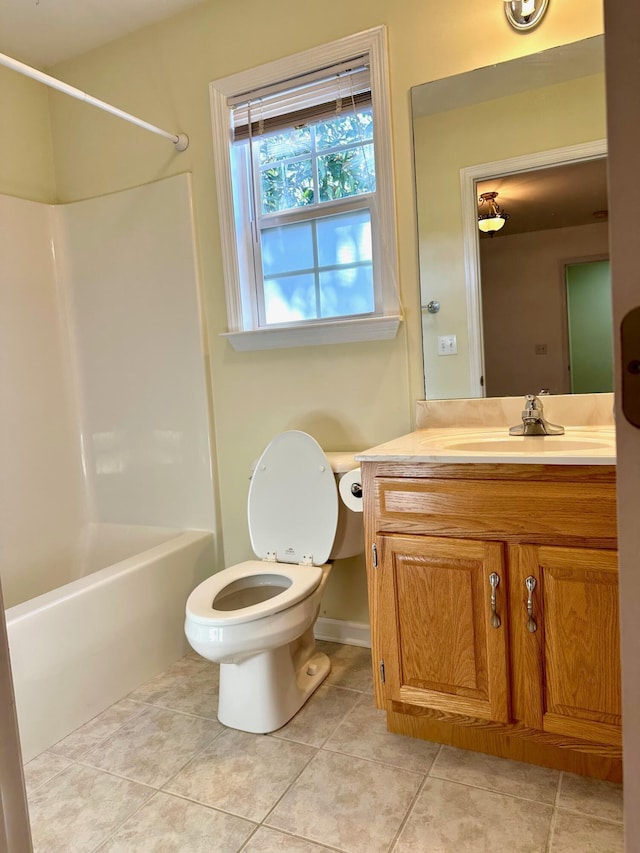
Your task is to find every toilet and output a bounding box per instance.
[184,430,363,734]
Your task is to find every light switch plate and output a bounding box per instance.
[438,335,457,356]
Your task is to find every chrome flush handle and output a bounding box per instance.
[525,576,538,633]
[489,572,501,629]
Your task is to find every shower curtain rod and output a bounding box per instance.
[0,51,189,151]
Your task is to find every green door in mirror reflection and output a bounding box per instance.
[566,260,613,393]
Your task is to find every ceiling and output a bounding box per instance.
[477,157,608,238]
[0,0,206,67]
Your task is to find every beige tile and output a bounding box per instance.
[28,763,153,852]
[243,827,334,852]
[97,791,254,852]
[266,749,423,853]
[272,684,360,747]
[550,810,624,853]
[82,705,221,787]
[317,641,373,691]
[49,698,147,760]
[431,745,559,804]
[558,772,623,823]
[325,693,440,773]
[128,655,220,719]
[165,728,315,822]
[394,777,552,853]
[185,648,206,661]
[23,751,72,796]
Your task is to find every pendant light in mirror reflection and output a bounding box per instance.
[477,191,509,235]
[504,0,550,32]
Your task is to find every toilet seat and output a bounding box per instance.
[186,560,323,627]
[186,432,337,643]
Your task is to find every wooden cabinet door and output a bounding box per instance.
[377,534,511,723]
[510,545,621,746]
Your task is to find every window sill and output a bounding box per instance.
[221,314,403,352]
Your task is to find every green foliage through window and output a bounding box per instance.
[256,109,375,216]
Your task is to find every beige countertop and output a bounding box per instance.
[356,425,616,466]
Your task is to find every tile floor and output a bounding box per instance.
[23,642,624,853]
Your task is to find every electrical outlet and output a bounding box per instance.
[535,343,548,356]
[438,335,457,356]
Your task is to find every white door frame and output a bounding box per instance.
[459,139,608,398]
[604,0,640,848]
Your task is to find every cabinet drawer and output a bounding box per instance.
[374,478,617,544]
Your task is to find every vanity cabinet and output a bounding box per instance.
[363,462,621,781]
[509,544,621,747]
[377,534,511,724]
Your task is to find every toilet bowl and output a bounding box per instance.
[184,430,363,733]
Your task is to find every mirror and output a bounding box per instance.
[412,37,609,399]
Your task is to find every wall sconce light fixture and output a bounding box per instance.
[504,0,550,32]
[478,191,509,235]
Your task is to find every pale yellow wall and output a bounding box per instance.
[39,0,603,622]
[415,72,607,400]
[0,66,55,202]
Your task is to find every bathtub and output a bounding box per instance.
[5,523,214,762]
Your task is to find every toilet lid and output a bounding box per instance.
[248,431,338,566]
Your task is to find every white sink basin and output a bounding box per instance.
[442,437,611,453]
[357,425,616,466]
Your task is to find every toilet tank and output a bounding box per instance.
[325,452,364,560]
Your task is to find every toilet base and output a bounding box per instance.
[217,630,330,733]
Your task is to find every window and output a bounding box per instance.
[210,28,401,351]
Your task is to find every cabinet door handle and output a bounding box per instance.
[489,572,501,628]
[525,576,537,633]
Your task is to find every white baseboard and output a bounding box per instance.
[314,617,371,648]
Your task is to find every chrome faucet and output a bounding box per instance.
[509,394,565,436]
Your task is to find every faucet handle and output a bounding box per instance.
[524,394,541,411]
[511,393,564,435]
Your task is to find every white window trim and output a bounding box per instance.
[209,26,402,352]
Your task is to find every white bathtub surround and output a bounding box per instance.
[4,523,181,611]
[7,526,214,762]
[1,194,87,611]
[415,392,615,430]
[1,176,218,760]
[55,174,216,531]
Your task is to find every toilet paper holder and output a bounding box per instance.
[338,467,364,513]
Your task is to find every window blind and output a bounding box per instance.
[231,60,371,142]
